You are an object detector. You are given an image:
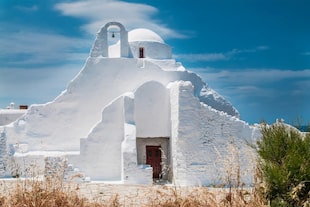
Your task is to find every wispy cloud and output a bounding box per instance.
[191,67,310,100]
[14,5,38,12]
[190,67,310,123]
[174,53,228,62]
[175,46,269,62]
[227,46,269,55]
[197,68,310,84]
[0,65,81,104]
[0,28,90,67]
[54,0,186,39]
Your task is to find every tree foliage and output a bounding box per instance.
[257,122,310,207]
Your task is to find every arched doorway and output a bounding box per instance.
[134,81,172,181]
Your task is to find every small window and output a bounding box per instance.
[139,47,144,58]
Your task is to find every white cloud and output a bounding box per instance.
[256,45,269,50]
[226,85,275,99]
[54,0,186,39]
[0,29,90,67]
[0,64,82,106]
[227,46,269,55]
[175,46,270,62]
[174,53,228,62]
[14,5,38,12]
[196,68,310,84]
[190,67,310,101]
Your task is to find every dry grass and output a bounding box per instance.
[0,137,268,206]
[142,186,267,207]
[140,186,217,207]
[0,176,268,207]
[0,177,119,207]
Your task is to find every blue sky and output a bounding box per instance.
[0,0,309,124]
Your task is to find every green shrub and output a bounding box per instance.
[257,122,310,206]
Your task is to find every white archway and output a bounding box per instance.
[90,22,129,58]
[134,81,171,137]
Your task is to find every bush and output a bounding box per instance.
[257,122,310,206]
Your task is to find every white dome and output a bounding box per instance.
[128,28,164,43]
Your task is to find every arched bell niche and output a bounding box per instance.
[90,22,129,58]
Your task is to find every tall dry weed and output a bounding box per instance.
[212,137,268,207]
[0,137,270,207]
[0,167,121,207]
[0,175,268,207]
[0,177,93,207]
[143,186,217,207]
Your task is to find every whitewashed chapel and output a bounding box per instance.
[0,22,260,185]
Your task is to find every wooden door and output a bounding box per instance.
[146,146,162,178]
[139,47,144,58]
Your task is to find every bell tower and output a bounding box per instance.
[90,22,129,58]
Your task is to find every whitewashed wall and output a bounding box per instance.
[134,81,171,137]
[129,41,172,59]
[2,25,250,183]
[77,93,154,183]
[0,110,26,126]
[5,58,238,153]
[79,95,126,180]
[169,81,260,186]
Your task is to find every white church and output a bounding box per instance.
[0,22,260,185]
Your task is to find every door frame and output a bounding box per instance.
[136,137,170,181]
[146,145,162,178]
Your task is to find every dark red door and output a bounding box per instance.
[139,47,144,58]
[146,146,162,178]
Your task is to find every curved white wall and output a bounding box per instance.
[134,81,171,137]
[129,41,172,59]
